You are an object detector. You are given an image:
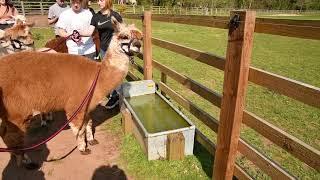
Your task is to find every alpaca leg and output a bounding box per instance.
[3,122,39,169]
[69,122,90,155]
[86,119,98,146]
[32,110,47,127]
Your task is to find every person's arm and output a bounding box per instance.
[48,7,58,25]
[56,12,70,38]
[57,28,71,38]
[48,16,59,25]
[80,13,96,37]
[79,25,95,37]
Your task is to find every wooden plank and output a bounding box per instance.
[167,132,185,160]
[161,82,293,178]
[152,38,225,71]
[151,15,229,29]
[120,105,133,134]
[143,11,153,80]
[255,22,320,40]
[249,67,320,109]
[154,60,222,108]
[195,129,253,180]
[195,129,216,155]
[160,72,167,96]
[256,18,320,27]
[233,165,253,180]
[130,62,144,74]
[152,39,320,108]
[122,14,141,20]
[124,14,320,40]
[159,82,219,132]
[238,139,295,179]
[126,71,140,81]
[137,53,143,60]
[213,11,256,180]
[243,111,320,172]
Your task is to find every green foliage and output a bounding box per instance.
[136,0,320,10]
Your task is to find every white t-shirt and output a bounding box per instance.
[56,9,96,55]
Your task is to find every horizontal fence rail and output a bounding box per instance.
[150,38,320,109]
[158,82,296,179]
[124,14,320,40]
[129,11,319,177]
[133,43,320,172]
[195,129,254,180]
[150,38,320,171]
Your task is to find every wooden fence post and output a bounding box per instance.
[143,11,152,80]
[20,1,25,16]
[160,72,167,96]
[40,2,44,15]
[213,10,256,180]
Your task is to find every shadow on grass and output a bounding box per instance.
[193,141,213,178]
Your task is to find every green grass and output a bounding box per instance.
[31,14,320,179]
[124,19,320,179]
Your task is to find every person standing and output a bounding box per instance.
[56,0,96,60]
[82,0,95,16]
[48,0,69,37]
[0,0,18,30]
[79,0,123,109]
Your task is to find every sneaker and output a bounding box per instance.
[105,93,119,109]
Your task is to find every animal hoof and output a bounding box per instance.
[24,162,40,170]
[80,149,91,155]
[88,139,99,146]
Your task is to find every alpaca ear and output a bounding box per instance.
[111,16,120,32]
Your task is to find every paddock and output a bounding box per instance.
[0,10,319,179]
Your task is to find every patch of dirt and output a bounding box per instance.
[0,106,132,180]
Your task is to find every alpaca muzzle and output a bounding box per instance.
[121,38,141,57]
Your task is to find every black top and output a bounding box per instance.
[88,7,95,16]
[90,10,122,51]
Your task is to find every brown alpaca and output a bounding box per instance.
[0,19,35,55]
[0,17,142,168]
[44,30,101,54]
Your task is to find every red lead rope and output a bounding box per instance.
[0,66,101,153]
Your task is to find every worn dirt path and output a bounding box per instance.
[0,106,131,180]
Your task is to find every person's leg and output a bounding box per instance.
[99,49,106,60]
[98,48,120,109]
[104,90,119,109]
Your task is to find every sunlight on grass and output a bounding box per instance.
[32,16,320,179]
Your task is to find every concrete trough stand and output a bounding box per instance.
[120,80,195,160]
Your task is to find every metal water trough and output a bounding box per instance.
[120,80,195,160]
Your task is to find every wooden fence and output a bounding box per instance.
[123,11,320,179]
[11,1,320,16]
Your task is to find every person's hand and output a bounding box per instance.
[70,30,82,45]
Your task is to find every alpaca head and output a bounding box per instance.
[0,20,35,54]
[111,16,143,57]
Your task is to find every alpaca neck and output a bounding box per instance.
[102,38,130,74]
